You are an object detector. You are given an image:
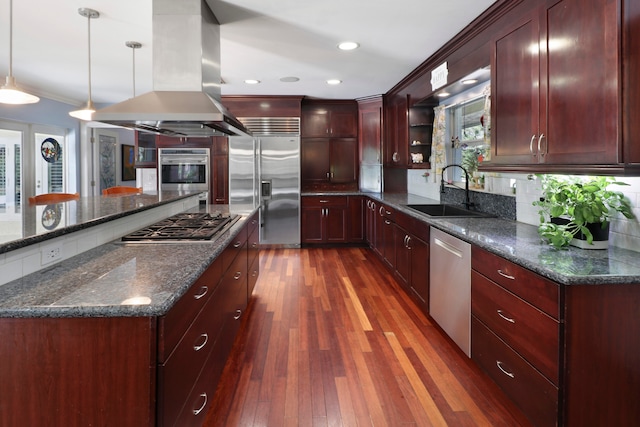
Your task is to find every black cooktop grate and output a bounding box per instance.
[122,212,237,241]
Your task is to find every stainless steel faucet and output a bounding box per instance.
[440,164,473,210]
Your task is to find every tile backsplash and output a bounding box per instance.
[407,169,640,252]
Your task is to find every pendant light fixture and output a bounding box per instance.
[125,41,141,98]
[0,0,40,104]
[69,8,99,121]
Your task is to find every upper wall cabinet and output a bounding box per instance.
[358,96,383,165]
[301,101,358,138]
[488,0,620,169]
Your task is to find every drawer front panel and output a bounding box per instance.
[472,271,560,383]
[248,253,259,298]
[158,257,222,362]
[394,210,429,243]
[472,246,559,318]
[472,316,559,427]
[248,223,260,267]
[158,289,223,427]
[223,226,248,272]
[302,196,348,207]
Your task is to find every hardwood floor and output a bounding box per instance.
[206,247,531,426]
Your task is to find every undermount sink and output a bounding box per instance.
[404,204,491,218]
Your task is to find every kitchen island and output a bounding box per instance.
[0,191,260,426]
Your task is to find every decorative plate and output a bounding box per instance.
[41,138,61,163]
[41,204,62,230]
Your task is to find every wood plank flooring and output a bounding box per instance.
[205,247,531,426]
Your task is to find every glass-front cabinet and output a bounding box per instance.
[135,131,157,168]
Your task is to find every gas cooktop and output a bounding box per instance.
[122,212,239,242]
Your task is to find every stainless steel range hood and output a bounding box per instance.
[93,0,250,137]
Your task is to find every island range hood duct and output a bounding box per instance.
[93,0,250,137]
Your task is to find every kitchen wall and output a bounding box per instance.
[407,169,640,252]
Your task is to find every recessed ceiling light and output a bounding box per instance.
[327,79,342,85]
[338,41,359,51]
[462,79,478,85]
[437,92,450,98]
[244,79,260,84]
[280,76,300,82]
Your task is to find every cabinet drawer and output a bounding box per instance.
[377,203,394,221]
[248,222,260,267]
[472,270,559,384]
[158,257,222,362]
[223,227,248,272]
[472,316,558,427]
[247,211,259,237]
[395,210,429,243]
[248,253,259,298]
[472,246,559,319]
[158,288,223,427]
[302,195,348,207]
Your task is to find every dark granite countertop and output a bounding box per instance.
[0,205,254,318]
[0,191,202,254]
[366,193,640,286]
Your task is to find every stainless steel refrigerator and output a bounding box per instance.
[229,135,300,247]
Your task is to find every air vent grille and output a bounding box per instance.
[238,117,300,136]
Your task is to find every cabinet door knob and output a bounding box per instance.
[234,271,242,280]
[497,270,515,280]
[538,134,545,157]
[193,286,208,300]
[234,309,242,320]
[233,241,242,248]
[496,361,515,379]
[192,393,208,415]
[193,333,209,351]
[529,135,536,155]
[497,309,516,324]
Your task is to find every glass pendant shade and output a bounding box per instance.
[0,0,40,105]
[69,8,99,121]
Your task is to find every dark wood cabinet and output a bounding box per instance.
[348,196,364,243]
[358,96,383,165]
[394,211,430,313]
[384,94,408,167]
[471,246,560,426]
[301,100,358,191]
[0,217,256,427]
[489,0,619,168]
[301,138,357,186]
[301,196,348,244]
[407,105,434,169]
[301,100,357,138]
[135,131,158,168]
[211,137,229,204]
[365,199,378,249]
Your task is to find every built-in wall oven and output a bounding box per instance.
[158,148,210,203]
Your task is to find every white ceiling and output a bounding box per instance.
[0,0,496,108]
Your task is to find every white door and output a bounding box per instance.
[34,131,66,196]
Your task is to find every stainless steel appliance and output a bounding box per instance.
[121,212,238,242]
[158,148,210,203]
[429,227,472,357]
[93,0,250,138]
[229,118,301,248]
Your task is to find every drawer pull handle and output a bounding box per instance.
[529,134,536,154]
[496,361,515,379]
[497,270,515,280]
[234,309,242,320]
[193,333,208,351]
[233,241,242,248]
[320,200,329,203]
[234,271,242,280]
[252,270,258,277]
[497,310,515,324]
[252,242,258,248]
[193,286,208,300]
[193,393,208,415]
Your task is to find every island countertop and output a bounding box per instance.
[0,204,254,318]
[0,191,202,254]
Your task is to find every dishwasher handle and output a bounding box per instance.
[433,237,464,258]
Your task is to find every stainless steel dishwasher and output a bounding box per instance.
[429,227,472,357]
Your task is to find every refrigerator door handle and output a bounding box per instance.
[261,180,272,200]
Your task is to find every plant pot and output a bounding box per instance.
[550,217,609,250]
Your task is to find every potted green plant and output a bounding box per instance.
[533,175,636,249]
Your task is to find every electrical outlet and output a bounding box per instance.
[41,244,63,265]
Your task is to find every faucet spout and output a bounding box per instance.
[441,164,473,210]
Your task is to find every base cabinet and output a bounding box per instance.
[301,196,348,243]
[0,216,257,427]
[394,211,430,313]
